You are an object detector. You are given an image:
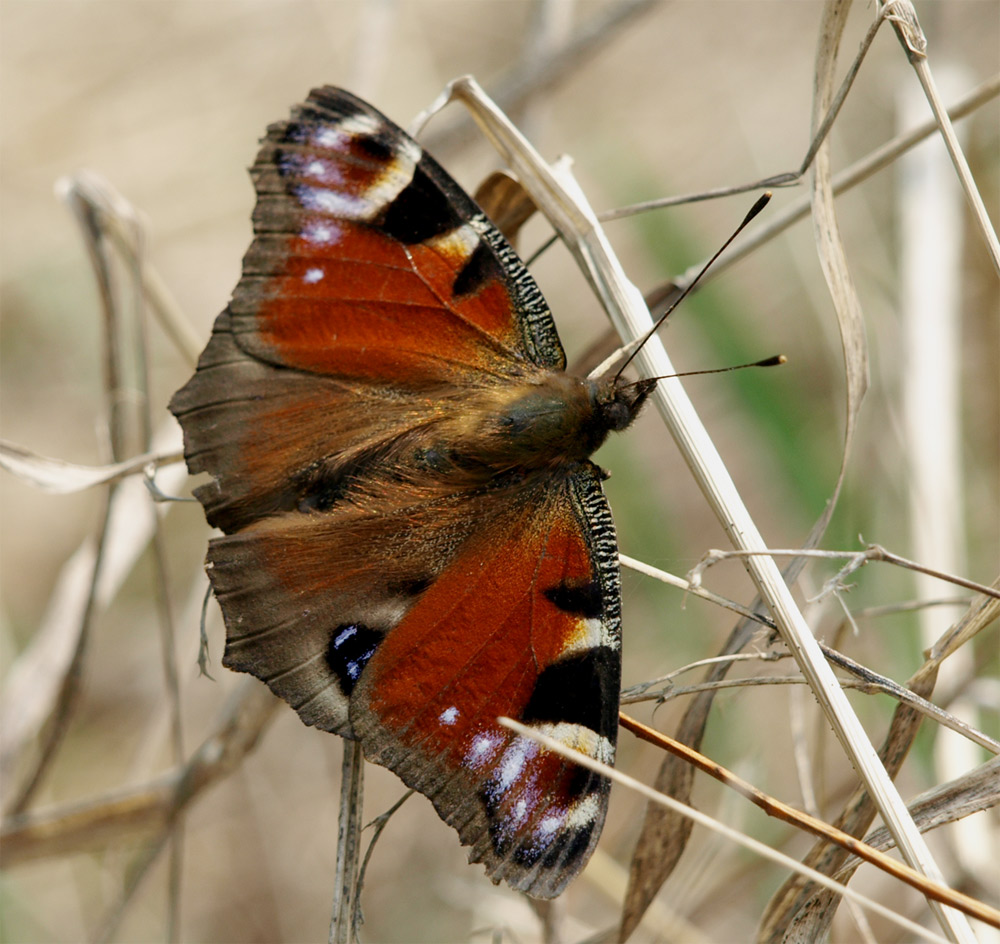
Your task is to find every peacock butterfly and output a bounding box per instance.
[169,87,653,898]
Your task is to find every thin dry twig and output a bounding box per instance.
[688,546,1000,601]
[353,789,415,932]
[880,0,1000,272]
[329,741,365,944]
[5,179,130,814]
[54,173,204,367]
[0,441,183,494]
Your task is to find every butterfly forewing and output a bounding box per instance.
[170,86,627,897]
[235,87,566,380]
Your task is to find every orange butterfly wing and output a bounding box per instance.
[239,87,565,381]
[352,472,621,897]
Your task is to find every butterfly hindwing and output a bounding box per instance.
[170,87,630,898]
[351,465,621,897]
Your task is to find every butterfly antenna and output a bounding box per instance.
[631,353,787,389]
[615,191,772,380]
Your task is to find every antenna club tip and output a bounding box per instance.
[743,192,771,225]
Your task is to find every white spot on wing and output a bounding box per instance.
[497,737,538,791]
[465,730,502,769]
[303,267,324,284]
[439,706,459,726]
[425,223,479,262]
[281,153,343,184]
[359,151,417,217]
[306,158,340,182]
[535,810,565,838]
[313,127,348,150]
[532,722,614,764]
[333,626,356,648]
[319,113,380,146]
[296,185,370,220]
[302,220,342,245]
[565,792,600,828]
[559,616,618,658]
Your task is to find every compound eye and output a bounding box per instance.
[604,399,631,431]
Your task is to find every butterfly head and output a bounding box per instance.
[588,374,657,435]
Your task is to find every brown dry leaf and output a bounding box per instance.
[807,0,870,472]
[473,170,538,245]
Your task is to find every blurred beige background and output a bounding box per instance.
[1,2,997,941]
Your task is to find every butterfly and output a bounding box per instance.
[169,87,653,898]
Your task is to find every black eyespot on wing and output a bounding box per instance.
[543,579,604,619]
[520,646,618,734]
[379,163,464,244]
[325,623,385,695]
[355,131,395,164]
[452,240,502,297]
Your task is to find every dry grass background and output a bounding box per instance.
[1,2,998,942]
